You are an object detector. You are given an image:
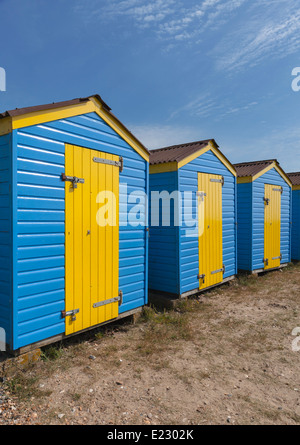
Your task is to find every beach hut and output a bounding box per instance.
[235,160,292,273]
[0,95,149,353]
[287,172,300,261]
[148,139,237,299]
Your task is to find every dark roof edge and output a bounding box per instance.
[0,94,111,119]
[0,94,149,155]
[149,138,217,154]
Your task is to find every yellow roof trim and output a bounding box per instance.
[0,116,12,136]
[237,162,292,187]
[150,141,237,176]
[149,162,177,174]
[89,96,149,162]
[237,176,252,184]
[292,185,300,191]
[210,142,237,177]
[0,97,149,162]
[177,143,212,169]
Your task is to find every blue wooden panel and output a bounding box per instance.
[291,190,300,260]
[236,182,253,271]
[12,112,148,349]
[149,171,179,294]
[0,133,12,347]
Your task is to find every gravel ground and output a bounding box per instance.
[1,263,300,425]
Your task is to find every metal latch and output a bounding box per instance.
[196,191,207,202]
[273,187,283,194]
[264,197,270,205]
[198,274,205,283]
[61,308,80,321]
[263,258,269,266]
[61,173,85,189]
[272,254,282,260]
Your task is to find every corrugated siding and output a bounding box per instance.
[236,182,253,271]
[13,112,147,349]
[178,150,236,295]
[291,190,300,260]
[252,168,291,271]
[149,171,179,294]
[0,133,12,346]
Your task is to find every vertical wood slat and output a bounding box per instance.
[65,145,119,335]
[264,184,281,270]
[198,173,223,290]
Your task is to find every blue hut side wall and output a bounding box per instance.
[148,171,179,294]
[178,149,237,295]
[0,133,13,348]
[12,112,148,350]
[292,190,300,261]
[236,183,253,271]
[252,168,291,271]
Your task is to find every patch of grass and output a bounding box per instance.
[41,345,64,362]
[6,373,52,401]
[69,391,81,402]
[135,307,192,358]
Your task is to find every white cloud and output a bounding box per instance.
[228,125,300,172]
[214,2,300,72]
[128,123,209,149]
[74,0,246,43]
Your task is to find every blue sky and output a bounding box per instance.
[0,0,299,171]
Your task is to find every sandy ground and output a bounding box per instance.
[1,263,300,425]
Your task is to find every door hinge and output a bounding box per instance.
[273,187,283,194]
[61,173,85,189]
[93,291,123,309]
[272,254,282,261]
[61,308,80,321]
[211,265,225,275]
[93,156,124,172]
[210,176,224,186]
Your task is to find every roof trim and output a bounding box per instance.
[149,140,237,176]
[236,161,292,187]
[0,95,149,162]
[287,172,300,190]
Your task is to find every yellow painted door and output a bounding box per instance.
[64,144,120,335]
[264,184,281,270]
[198,173,223,290]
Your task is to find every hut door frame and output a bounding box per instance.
[264,184,282,270]
[64,144,120,336]
[197,172,223,290]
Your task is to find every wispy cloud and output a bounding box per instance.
[127,123,210,149]
[214,1,300,72]
[74,0,246,45]
[168,92,258,121]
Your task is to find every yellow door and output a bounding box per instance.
[264,184,281,270]
[198,173,223,290]
[64,144,120,335]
